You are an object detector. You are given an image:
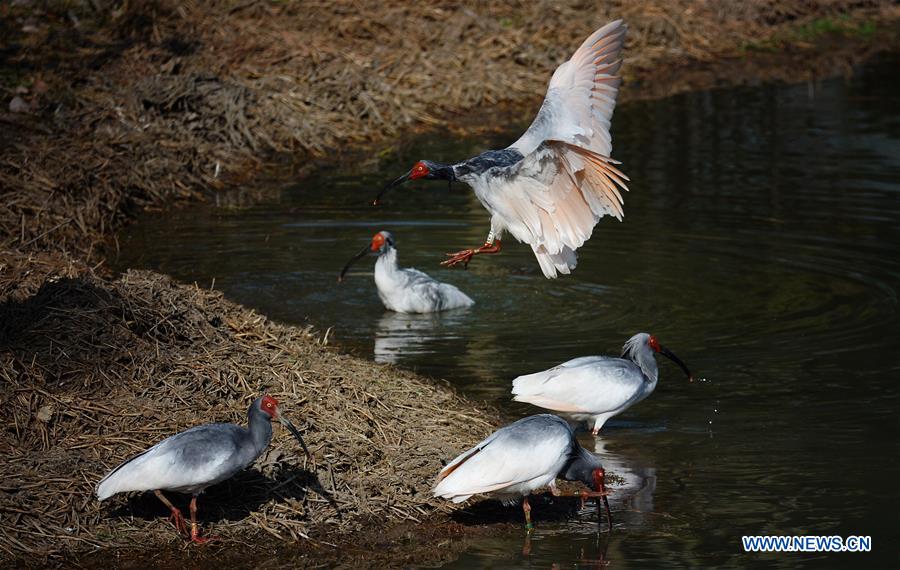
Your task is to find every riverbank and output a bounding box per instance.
[2,0,899,565]
[1,269,499,564]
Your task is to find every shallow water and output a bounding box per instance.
[114,55,900,568]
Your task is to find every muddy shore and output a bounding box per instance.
[2,0,899,565]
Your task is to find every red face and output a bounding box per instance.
[370,232,386,251]
[648,335,660,353]
[260,395,279,418]
[408,161,429,180]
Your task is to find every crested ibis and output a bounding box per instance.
[375,20,630,278]
[433,414,612,530]
[96,395,310,544]
[339,230,475,313]
[512,333,693,435]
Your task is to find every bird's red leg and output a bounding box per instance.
[441,239,502,269]
[522,495,534,531]
[549,472,613,531]
[189,496,217,544]
[154,490,188,538]
[595,468,613,531]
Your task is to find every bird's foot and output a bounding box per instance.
[441,240,502,269]
[591,428,600,436]
[441,248,475,269]
[167,509,189,537]
[190,532,218,545]
[579,489,610,509]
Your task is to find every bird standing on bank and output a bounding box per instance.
[433,414,611,530]
[512,333,693,435]
[375,20,629,278]
[96,395,310,544]
[339,230,475,313]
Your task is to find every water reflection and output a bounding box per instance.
[113,56,900,569]
[525,532,612,567]
[373,310,472,364]
[591,436,657,515]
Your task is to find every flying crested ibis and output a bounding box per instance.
[376,20,629,278]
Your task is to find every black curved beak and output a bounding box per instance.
[372,170,411,206]
[659,345,693,382]
[338,245,371,282]
[278,415,312,460]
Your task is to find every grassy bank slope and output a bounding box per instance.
[1,0,898,563]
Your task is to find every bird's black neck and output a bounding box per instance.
[452,148,524,179]
[247,405,274,456]
[561,442,603,488]
[422,160,456,182]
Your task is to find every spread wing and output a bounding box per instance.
[492,20,629,278]
[513,19,627,158]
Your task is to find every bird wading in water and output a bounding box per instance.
[96,395,310,544]
[375,20,629,278]
[339,230,475,313]
[433,414,612,530]
[512,333,693,434]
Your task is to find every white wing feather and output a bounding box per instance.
[96,429,236,500]
[513,19,626,157]
[433,421,571,502]
[489,20,630,278]
[512,356,644,416]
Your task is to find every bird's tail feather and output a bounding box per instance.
[96,448,152,500]
[96,470,126,501]
[532,244,577,279]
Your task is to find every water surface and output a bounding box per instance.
[115,56,900,568]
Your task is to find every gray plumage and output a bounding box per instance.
[452,149,525,179]
[433,414,603,503]
[97,397,276,500]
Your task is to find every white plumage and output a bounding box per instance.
[482,20,629,278]
[433,414,612,529]
[433,416,572,504]
[382,20,629,278]
[512,333,693,434]
[340,230,474,313]
[374,247,474,313]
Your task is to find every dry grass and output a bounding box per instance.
[2,0,896,261]
[0,269,496,562]
[1,0,898,564]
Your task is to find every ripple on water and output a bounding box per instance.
[112,57,900,569]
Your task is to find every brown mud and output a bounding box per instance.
[1,0,899,566]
